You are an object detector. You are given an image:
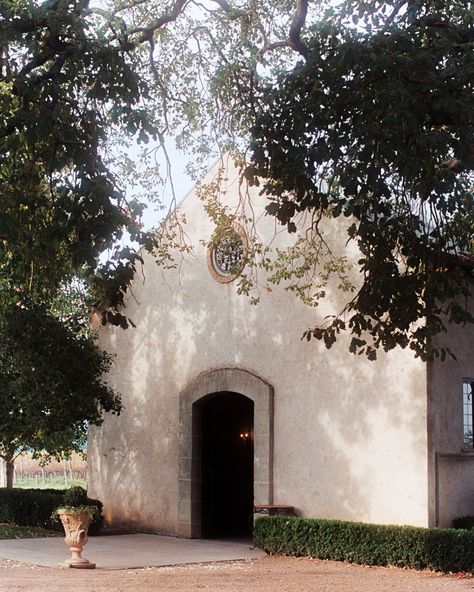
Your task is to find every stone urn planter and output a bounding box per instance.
[54,507,96,569]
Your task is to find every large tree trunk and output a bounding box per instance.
[5,458,14,489]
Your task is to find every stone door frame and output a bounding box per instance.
[177,368,274,538]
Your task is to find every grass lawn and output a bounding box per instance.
[15,477,86,490]
[0,524,61,539]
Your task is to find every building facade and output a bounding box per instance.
[88,159,474,535]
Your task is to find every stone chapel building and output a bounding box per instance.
[88,158,474,537]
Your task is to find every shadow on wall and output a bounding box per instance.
[301,349,426,525]
[88,203,427,532]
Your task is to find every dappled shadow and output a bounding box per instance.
[88,160,429,534]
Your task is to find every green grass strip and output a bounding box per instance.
[0,524,61,539]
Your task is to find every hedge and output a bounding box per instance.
[0,487,62,528]
[0,486,104,534]
[253,516,474,573]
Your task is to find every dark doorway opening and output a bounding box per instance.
[198,392,254,538]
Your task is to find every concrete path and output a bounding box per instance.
[0,534,266,569]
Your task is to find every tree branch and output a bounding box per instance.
[126,0,189,45]
[256,40,290,59]
[208,0,247,19]
[288,0,308,58]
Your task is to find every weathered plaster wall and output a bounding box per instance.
[427,289,474,527]
[88,159,429,533]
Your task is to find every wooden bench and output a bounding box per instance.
[253,504,296,516]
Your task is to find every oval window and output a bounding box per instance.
[208,225,247,283]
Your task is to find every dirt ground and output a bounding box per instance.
[1,555,474,592]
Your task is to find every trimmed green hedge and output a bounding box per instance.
[0,487,62,528]
[253,516,474,573]
[0,487,103,534]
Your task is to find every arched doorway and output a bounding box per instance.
[196,392,254,538]
[178,368,273,538]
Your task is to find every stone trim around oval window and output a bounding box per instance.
[207,222,248,284]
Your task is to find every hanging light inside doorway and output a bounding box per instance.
[239,431,251,442]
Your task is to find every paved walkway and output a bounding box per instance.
[0,534,265,569]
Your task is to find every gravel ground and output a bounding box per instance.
[1,555,474,592]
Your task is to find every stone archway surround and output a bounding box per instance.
[178,368,274,538]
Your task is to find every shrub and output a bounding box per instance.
[62,485,89,506]
[0,486,104,534]
[0,488,63,528]
[253,516,474,574]
[61,486,104,535]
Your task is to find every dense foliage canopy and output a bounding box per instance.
[0,0,472,398]
[245,0,474,359]
[0,0,163,324]
[0,302,121,486]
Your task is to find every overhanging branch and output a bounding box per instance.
[289,0,308,58]
[127,0,189,44]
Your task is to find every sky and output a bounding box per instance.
[122,139,201,232]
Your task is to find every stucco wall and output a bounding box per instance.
[427,288,474,527]
[88,159,429,533]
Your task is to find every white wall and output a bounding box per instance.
[88,159,429,533]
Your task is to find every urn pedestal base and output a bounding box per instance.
[57,508,96,570]
[62,546,96,569]
[62,560,96,569]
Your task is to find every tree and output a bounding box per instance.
[0,0,297,483]
[243,0,474,359]
[0,0,472,370]
[0,302,121,488]
[0,0,164,326]
[1,2,473,488]
[0,0,301,321]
